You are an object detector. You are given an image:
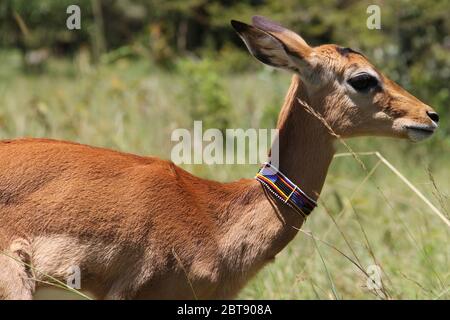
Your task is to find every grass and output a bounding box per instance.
[0,51,448,299]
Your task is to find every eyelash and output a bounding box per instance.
[347,73,379,92]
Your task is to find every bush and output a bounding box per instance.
[176,56,232,131]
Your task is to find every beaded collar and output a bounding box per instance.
[255,162,317,217]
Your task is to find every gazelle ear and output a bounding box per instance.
[231,18,313,75]
[251,16,312,59]
[231,20,299,71]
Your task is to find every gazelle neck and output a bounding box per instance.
[215,74,336,297]
[274,74,335,202]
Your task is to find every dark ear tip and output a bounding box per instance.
[230,20,249,32]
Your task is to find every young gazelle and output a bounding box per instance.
[0,16,439,300]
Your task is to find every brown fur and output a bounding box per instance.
[0,16,437,299]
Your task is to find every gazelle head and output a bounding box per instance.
[232,16,439,142]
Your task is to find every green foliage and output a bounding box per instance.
[176,56,232,131]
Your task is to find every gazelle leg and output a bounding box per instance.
[104,281,135,300]
[0,239,35,300]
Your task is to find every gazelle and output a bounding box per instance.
[0,16,439,300]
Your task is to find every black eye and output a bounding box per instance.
[347,73,379,92]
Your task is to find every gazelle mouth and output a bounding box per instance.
[404,124,436,142]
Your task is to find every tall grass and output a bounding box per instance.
[0,52,448,299]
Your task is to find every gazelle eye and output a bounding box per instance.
[348,73,378,92]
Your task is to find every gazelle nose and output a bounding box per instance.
[426,111,439,124]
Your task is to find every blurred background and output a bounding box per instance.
[0,0,448,299]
